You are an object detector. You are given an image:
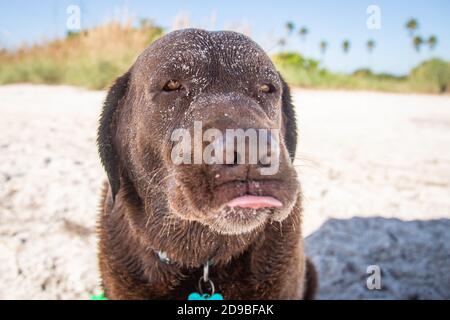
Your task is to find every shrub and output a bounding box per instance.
[410,59,450,93]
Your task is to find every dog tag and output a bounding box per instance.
[188,292,224,300]
[91,292,108,300]
[188,260,223,300]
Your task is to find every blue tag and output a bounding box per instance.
[188,292,224,300]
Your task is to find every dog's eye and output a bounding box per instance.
[260,84,276,94]
[163,80,182,92]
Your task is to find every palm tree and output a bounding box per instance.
[366,39,376,54]
[299,27,309,42]
[405,18,419,37]
[413,36,424,52]
[342,40,351,54]
[285,21,295,36]
[427,35,438,50]
[319,40,328,55]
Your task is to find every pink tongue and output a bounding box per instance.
[227,195,283,209]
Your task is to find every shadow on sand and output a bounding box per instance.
[305,217,450,300]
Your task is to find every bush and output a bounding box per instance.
[410,59,450,93]
[272,52,448,94]
[352,68,374,77]
[272,52,319,72]
[272,52,324,87]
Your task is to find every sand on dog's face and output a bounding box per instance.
[0,84,449,299]
[120,29,299,236]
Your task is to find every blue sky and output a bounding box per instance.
[0,0,449,75]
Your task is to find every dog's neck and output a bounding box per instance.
[101,182,304,299]
[142,207,264,268]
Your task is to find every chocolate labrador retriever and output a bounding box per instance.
[97,29,317,300]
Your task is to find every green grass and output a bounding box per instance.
[273,52,449,94]
[0,55,129,90]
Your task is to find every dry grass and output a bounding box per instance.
[0,22,163,89]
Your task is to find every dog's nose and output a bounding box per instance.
[205,130,279,181]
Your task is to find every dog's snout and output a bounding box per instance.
[206,130,279,181]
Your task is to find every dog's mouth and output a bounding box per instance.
[198,179,294,235]
[211,179,287,208]
[206,194,282,235]
[226,195,283,209]
[167,167,299,236]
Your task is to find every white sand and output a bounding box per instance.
[296,89,450,236]
[0,84,449,299]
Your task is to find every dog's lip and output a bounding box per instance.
[226,195,283,209]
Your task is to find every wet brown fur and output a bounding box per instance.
[97,29,317,300]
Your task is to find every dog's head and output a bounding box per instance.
[98,29,299,236]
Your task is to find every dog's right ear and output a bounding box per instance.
[97,71,130,201]
[280,74,298,162]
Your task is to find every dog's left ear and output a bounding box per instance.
[280,74,298,161]
[97,70,131,201]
